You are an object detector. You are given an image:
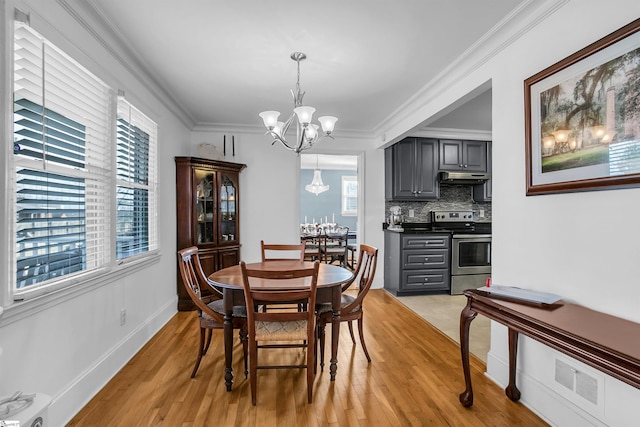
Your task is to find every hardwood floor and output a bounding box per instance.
[68,289,548,426]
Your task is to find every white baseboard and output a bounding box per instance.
[485,350,607,427]
[51,298,177,426]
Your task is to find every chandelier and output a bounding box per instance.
[305,155,329,195]
[259,52,338,154]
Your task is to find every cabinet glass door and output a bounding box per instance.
[219,174,237,242]
[195,170,215,244]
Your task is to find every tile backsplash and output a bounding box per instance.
[385,184,492,222]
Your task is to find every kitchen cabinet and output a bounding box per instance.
[438,140,487,172]
[473,141,492,202]
[384,231,451,296]
[385,138,439,201]
[175,156,246,311]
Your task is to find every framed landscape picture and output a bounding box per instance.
[525,18,640,195]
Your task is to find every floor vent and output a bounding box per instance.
[554,358,598,405]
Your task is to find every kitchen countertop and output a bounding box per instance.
[383,222,492,234]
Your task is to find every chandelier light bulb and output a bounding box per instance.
[273,121,285,138]
[294,106,315,126]
[305,124,319,142]
[259,111,280,130]
[318,116,338,134]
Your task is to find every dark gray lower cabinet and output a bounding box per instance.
[384,231,451,296]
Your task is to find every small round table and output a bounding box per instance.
[209,261,354,391]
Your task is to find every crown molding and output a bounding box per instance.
[191,122,376,140]
[56,0,195,128]
[410,127,492,141]
[375,0,570,142]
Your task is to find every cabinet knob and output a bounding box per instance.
[424,278,429,282]
[424,257,429,261]
[464,164,468,168]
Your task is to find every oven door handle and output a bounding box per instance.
[452,234,492,239]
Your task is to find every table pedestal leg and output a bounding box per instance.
[459,299,477,407]
[506,328,521,401]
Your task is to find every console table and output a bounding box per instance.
[459,289,640,407]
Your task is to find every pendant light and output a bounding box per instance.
[305,155,329,195]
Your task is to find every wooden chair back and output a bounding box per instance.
[240,260,319,329]
[322,226,349,265]
[177,246,223,323]
[341,244,378,314]
[261,240,306,262]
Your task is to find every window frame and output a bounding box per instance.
[1,15,160,319]
[341,175,358,216]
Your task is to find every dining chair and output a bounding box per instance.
[316,244,378,371]
[177,246,248,378]
[301,234,323,262]
[260,240,308,313]
[321,226,349,267]
[240,260,320,405]
[261,240,306,262]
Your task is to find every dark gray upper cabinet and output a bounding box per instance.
[386,138,439,201]
[473,142,492,202]
[438,140,487,172]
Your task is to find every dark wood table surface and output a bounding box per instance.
[209,260,354,391]
[459,289,640,407]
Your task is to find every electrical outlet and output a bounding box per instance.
[479,209,485,218]
[409,209,415,217]
[120,308,126,326]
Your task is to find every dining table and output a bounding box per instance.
[208,260,354,391]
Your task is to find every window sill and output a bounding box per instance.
[0,252,162,327]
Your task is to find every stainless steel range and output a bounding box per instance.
[430,210,491,295]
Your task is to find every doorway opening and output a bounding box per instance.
[299,154,360,266]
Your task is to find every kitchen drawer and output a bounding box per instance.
[402,234,450,250]
[402,248,449,269]
[402,269,450,291]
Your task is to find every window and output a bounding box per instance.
[116,99,158,260]
[11,20,157,299]
[341,176,357,216]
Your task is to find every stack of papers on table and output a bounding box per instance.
[477,285,562,305]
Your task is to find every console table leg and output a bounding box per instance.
[459,300,477,407]
[505,328,522,401]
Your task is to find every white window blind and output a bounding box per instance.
[13,22,112,295]
[341,176,357,216]
[116,98,158,259]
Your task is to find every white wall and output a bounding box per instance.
[489,2,640,425]
[376,1,640,425]
[4,0,639,425]
[190,129,386,287]
[0,1,191,425]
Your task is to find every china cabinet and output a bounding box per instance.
[175,156,246,311]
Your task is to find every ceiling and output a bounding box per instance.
[88,0,521,135]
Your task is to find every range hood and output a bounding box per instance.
[439,171,490,184]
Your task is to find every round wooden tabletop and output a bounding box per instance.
[209,261,353,290]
